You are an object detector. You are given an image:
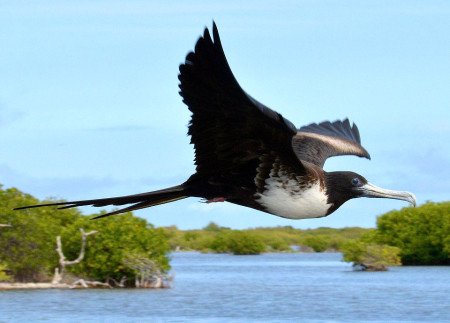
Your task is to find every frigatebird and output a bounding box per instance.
[15,23,416,220]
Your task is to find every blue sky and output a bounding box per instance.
[1,1,449,229]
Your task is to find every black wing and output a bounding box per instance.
[293,119,371,168]
[179,22,305,192]
[16,23,304,217]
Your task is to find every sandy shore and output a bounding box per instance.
[0,282,72,290]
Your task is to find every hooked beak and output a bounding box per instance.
[356,182,416,207]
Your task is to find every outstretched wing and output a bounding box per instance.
[293,119,371,168]
[179,22,305,191]
[16,23,305,217]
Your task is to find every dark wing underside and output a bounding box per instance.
[293,119,371,168]
[15,22,303,217]
[179,22,305,192]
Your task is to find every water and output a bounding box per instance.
[0,252,448,323]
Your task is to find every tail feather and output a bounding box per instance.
[14,185,189,219]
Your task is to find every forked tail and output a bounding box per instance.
[14,185,189,219]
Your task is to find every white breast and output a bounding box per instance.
[256,176,332,219]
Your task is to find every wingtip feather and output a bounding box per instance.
[212,21,221,45]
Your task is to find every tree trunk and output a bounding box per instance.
[52,228,97,284]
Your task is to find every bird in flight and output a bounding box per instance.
[16,22,416,220]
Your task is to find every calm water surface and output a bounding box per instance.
[0,252,449,323]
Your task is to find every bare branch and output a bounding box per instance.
[53,228,97,284]
[63,229,98,266]
[107,276,127,288]
[71,279,112,289]
[123,254,172,288]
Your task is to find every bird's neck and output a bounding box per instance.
[323,172,349,215]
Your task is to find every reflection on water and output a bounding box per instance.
[0,252,449,323]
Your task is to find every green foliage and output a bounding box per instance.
[209,231,230,253]
[301,235,330,252]
[373,202,449,265]
[265,236,291,252]
[0,185,171,283]
[341,239,401,267]
[165,225,371,254]
[341,239,366,263]
[0,186,80,281]
[181,230,216,251]
[0,262,11,281]
[163,225,186,250]
[163,204,449,267]
[203,222,228,232]
[341,202,449,267]
[211,230,266,255]
[228,231,265,255]
[61,213,170,284]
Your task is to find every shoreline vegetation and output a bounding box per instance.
[165,225,400,272]
[164,200,449,270]
[1,185,172,290]
[1,185,448,289]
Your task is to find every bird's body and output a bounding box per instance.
[257,176,331,219]
[15,23,416,219]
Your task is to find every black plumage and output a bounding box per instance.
[15,22,415,220]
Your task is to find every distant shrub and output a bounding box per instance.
[301,235,330,252]
[203,222,229,232]
[341,239,401,270]
[166,224,372,254]
[209,232,230,253]
[0,263,11,281]
[227,231,266,255]
[374,202,449,265]
[267,237,291,252]
[211,231,265,255]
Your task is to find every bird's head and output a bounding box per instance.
[324,171,416,215]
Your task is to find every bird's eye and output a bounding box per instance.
[351,178,361,186]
